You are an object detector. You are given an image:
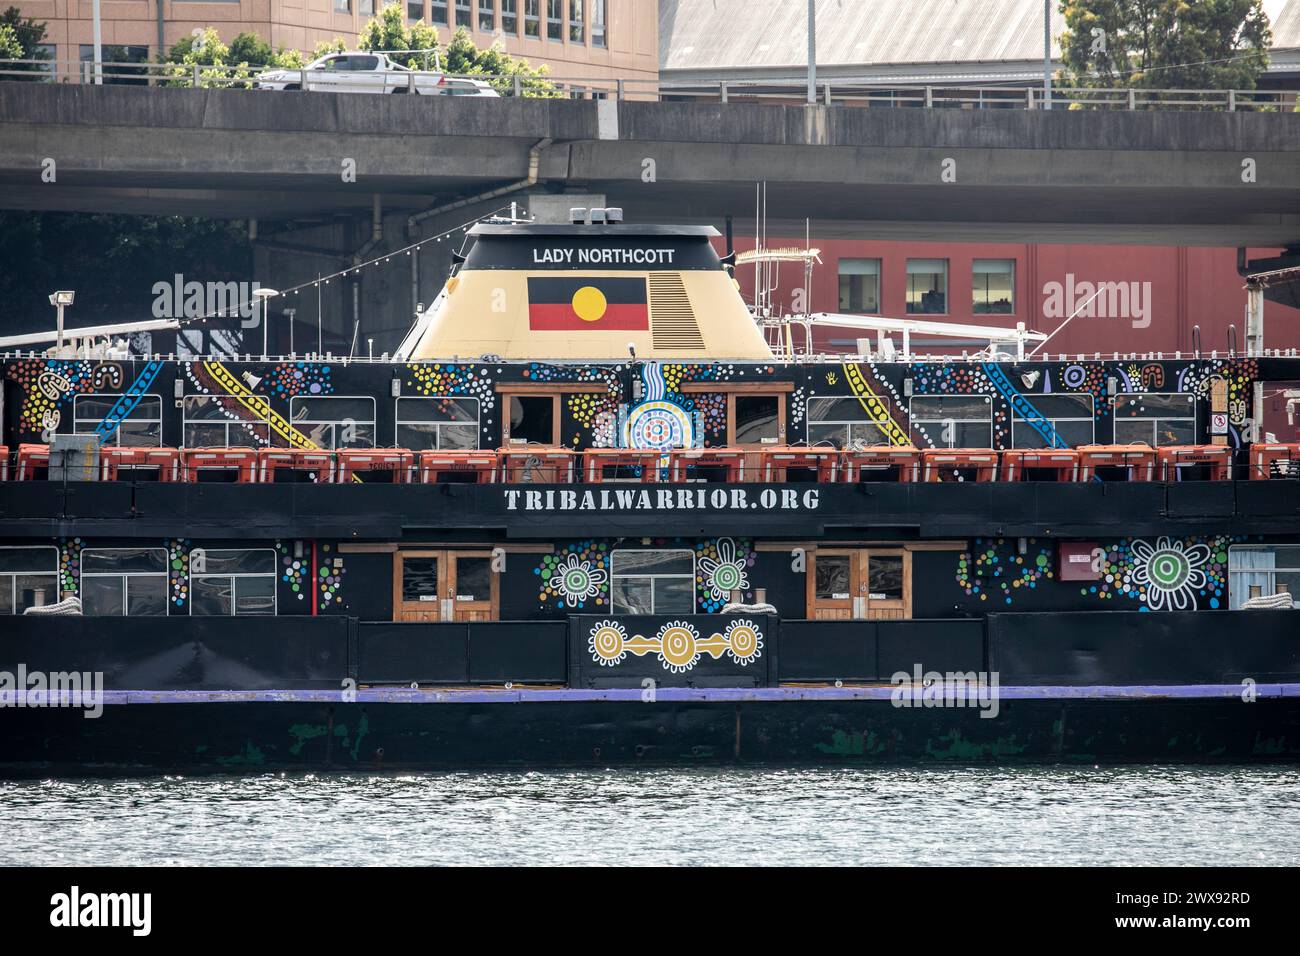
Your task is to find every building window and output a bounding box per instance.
[547,0,563,39]
[35,44,57,80]
[183,395,269,448]
[0,546,59,615]
[190,549,277,616]
[334,0,351,12]
[807,396,895,448]
[610,550,696,614]
[360,0,375,14]
[456,0,473,26]
[395,397,480,450]
[1011,394,1094,449]
[591,0,606,46]
[501,0,518,33]
[524,0,541,36]
[906,259,947,314]
[973,259,1014,314]
[79,45,150,85]
[80,548,168,616]
[408,0,426,20]
[73,394,163,446]
[569,0,585,42]
[838,258,880,313]
[432,0,449,23]
[478,0,496,31]
[289,395,376,449]
[909,395,993,448]
[1113,393,1196,446]
[1229,545,1300,609]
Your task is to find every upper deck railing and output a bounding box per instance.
[1,57,1297,112]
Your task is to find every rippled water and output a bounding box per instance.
[2,767,1297,866]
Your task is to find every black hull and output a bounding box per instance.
[4,696,1299,775]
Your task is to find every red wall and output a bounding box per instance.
[723,238,1300,356]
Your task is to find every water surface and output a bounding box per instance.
[2,766,1296,866]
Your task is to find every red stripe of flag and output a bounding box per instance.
[528,302,649,331]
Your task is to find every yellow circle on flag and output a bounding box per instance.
[572,286,607,323]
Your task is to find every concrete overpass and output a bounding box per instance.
[2,83,1300,246]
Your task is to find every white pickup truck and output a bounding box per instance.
[255,52,499,96]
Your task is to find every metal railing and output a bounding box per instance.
[2,57,1298,110]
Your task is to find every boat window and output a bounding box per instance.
[506,395,558,445]
[972,259,1015,314]
[807,396,895,448]
[868,555,904,600]
[814,554,852,600]
[909,395,993,448]
[0,546,59,615]
[1228,546,1300,609]
[906,259,948,315]
[183,395,269,448]
[1011,393,1094,448]
[610,549,695,614]
[395,396,480,450]
[1113,393,1196,446]
[73,394,163,447]
[289,395,376,449]
[837,258,880,314]
[190,548,277,616]
[80,548,168,617]
[734,394,781,444]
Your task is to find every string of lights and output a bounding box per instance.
[179,203,529,329]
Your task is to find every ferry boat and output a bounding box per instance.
[2,215,1299,771]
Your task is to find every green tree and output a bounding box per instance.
[442,26,559,96]
[1058,0,1272,100]
[0,6,53,79]
[357,2,439,68]
[228,31,304,70]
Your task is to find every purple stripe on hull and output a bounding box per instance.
[16,683,1300,706]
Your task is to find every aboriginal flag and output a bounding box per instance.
[527,277,649,331]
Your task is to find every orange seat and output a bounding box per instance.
[667,449,747,483]
[15,443,51,481]
[335,448,415,483]
[100,446,182,482]
[1249,443,1300,480]
[582,449,661,483]
[1157,445,1233,482]
[841,447,921,483]
[1000,449,1079,482]
[499,449,577,484]
[1076,445,1156,482]
[183,447,258,483]
[920,449,998,483]
[257,448,335,483]
[760,447,840,483]
[419,450,498,484]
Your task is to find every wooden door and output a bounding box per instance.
[447,551,497,622]
[808,550,911,621]
[394,550,446,622]
[394,550,498,622]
